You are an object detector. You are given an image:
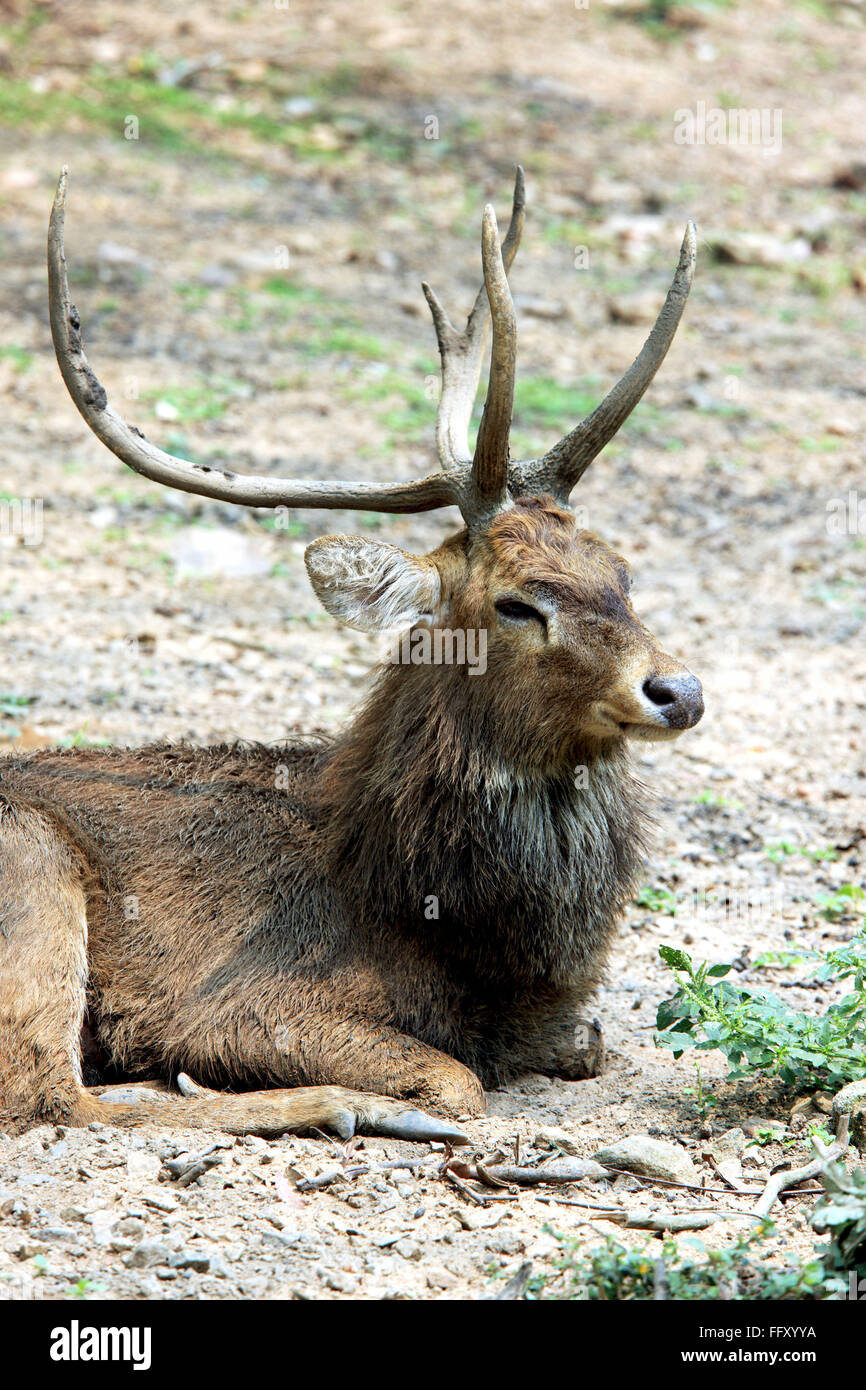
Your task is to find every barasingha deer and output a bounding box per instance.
[0,168,702,1143]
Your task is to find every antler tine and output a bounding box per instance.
[421,166,525,486]
[48,169,460,515]
[471,205,516,512]
[522,222,696,503]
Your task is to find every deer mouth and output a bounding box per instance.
[618,719,689,742]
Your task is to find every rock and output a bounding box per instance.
[141,1192,178,1214]
[115,1217,146,1240]
[59,1206,88,1223]
[710,1128,746,1162]
[591,1136,698,1186]
[124,1239,171,1269]
[714,1157,745,1187]
[324,1270,360,1292]
[393,1238,423,1261]
[535,1126,581,1155]
[709,231,811,268]
[426,1267,458,1290]
[39,1226,78,1243]
[455,1207,505,1232]
[611,1173,643,1194]
[170,1249,211,1272]
[742,1116,786,1140]
[126,1151,162,1182]
[609,291,661,325]
[170,527,271,579]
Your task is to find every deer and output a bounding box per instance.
[0,167,703,1144]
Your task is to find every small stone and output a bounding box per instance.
[126,1151,162,1182]
[59,1206,88,1224]
[124,1239,171,1269]
[741,1116,786,1140]
[611,1173,642,1194]
[536,1126,581,1155]
[710,1128,746,1162]
[115,1217,146,1240]
[591,1136,698,1186]
[714,1156,745,1186]
[393,1238,423,1261]
[170,1249,211,1273]
[455,1207,505,1232]
[141,1193,179,1214]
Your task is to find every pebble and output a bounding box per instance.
[124,1239,172,1269]
[591,1136,698,1186]
[126,1151,162,1181]
[535,1126,581,1155]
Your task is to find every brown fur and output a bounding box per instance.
[0,498,700,1137]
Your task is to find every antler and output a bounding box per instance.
[517,221,697,503]
[48,167,694,528]
[422,166,524,515]
[48,168,461,516]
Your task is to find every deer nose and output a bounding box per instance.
[642,672,704,729]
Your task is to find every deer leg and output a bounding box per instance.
[512,1008,605,1081]
[88,1017,486,1142]
[86,1073,469,1142]
[541,1015,605,1080]
[0,799,103,1128]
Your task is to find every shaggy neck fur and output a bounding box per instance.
[320,659,650,988]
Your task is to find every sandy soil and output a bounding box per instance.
[0,0,864,1299]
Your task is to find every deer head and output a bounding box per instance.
[47,168,703,769]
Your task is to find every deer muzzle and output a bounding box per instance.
[641,671,704,731]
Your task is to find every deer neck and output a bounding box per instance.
[319,663,649,978]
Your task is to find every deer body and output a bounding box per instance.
[0,172,702,1140]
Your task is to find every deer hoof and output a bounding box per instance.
[368,1105,469,1145]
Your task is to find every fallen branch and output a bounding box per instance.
[450,1156,607,1188]
[753,1079,862,1218]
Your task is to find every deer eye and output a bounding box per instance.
[495,598,546,628]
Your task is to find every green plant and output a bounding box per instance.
[534,1221,837,1300]
[635,884,677,915]
[817,884,865,921]
[765,841,839,864]
[68,1277,107,1299]
[682,1058,717,1118]
[812,1161,866,1280]
[655,928,866,1089]
[693,789,743,809]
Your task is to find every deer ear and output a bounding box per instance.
[305,536,441,633]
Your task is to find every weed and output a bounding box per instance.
[655,927,866,1089]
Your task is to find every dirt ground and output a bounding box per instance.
[0,0,864,1300]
